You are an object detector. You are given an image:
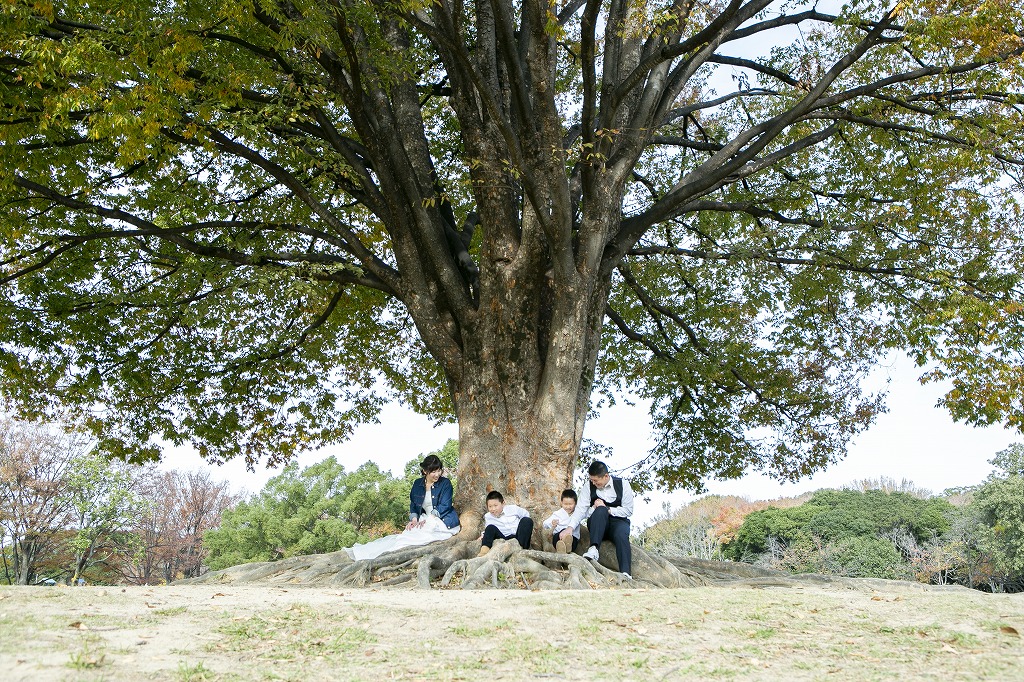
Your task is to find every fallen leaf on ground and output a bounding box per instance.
[1000,626,1020,636]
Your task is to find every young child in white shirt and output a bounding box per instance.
[478,490,534,556]
[542,489,581,554]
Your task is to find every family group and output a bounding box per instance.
[349,454,634,580]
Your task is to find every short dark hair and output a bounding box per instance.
[588,461,609,476]
[486,490,504,503]
[420,454,443,475]
[560,489,577,502]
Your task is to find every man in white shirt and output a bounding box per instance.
[478,490,534,556]
[569,460,634,578]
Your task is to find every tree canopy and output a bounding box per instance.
[2,1,1024,505]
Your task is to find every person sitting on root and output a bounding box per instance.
[478,491,533,556]
[542,489,581,554]
[345,454,460,561]
[570,460,634,580]
[407,454,460,531]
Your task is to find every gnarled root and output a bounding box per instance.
[440,539,521,588]
[181,539,710,590]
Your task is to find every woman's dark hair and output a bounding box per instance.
[420,454,443,475]
[486,490,504,503]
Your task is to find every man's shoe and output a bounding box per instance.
[555,539,567,554]
[582,545,600,561]
[478,545,490,557]
[622,572,633,581]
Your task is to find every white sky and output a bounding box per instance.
[162,353,1019,529]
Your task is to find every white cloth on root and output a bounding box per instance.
[344,514,460,561]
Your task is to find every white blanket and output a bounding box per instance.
[345,515,460,561]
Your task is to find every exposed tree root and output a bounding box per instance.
[182,538,714,590]
[179,538,984,594]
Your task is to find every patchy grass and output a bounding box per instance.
[213,603,377,664]
[176,661,215,681]
[1,583,1023,681]
[66,635,108,671]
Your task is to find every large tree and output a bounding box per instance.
[65,449,147,582]
[0,416,89,584]
[2,0,1024,522]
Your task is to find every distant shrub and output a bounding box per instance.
[639,493,810,560]
[723,487,955,579]
[831,536,908,580]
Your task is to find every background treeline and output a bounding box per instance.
[1,417,240,585]
[1,413,460,584]
[639,445,1024,592]
[203,440,458,570]
[11,406,1024,592]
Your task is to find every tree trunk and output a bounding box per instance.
[449,268,612,532]
[16,538,35,585]
[1,546,11,584]
[454,386,583,530]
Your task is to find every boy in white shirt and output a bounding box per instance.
[478,491,534,556]
[542,489,581,554]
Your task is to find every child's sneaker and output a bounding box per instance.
[478,545,490,557]
[555,539,568,554]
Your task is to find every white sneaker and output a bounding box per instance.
[622,572,633,581]
[583,546,600,560]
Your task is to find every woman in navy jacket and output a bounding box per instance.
[346,454,460,560]
[408,454,460,530]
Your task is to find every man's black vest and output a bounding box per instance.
[590,476,624,508]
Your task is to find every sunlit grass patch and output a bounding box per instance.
[177,660,214,681]
[213,603,377,663]
[66,634,107,670]
[449,619,514,637]
[156,605,189,616]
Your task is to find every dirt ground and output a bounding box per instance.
[2,580,1023,681]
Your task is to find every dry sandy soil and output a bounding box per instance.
[2,580,1023,681]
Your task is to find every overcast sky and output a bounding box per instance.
[162,353,1019,528]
